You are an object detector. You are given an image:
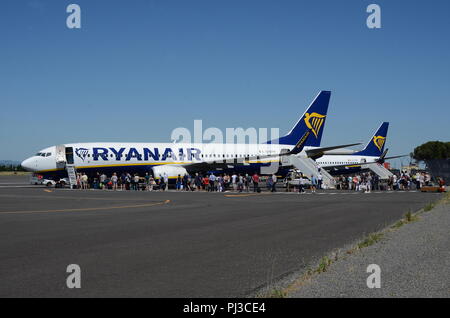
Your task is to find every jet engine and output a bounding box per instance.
[152,165,188,178]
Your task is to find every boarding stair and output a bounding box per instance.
[284,156,336,189]
[362,163,393,180]
[66,164,77,189]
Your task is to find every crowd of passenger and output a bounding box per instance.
[334,171,444,192]
[334,173,383,192]
[75,171,281,193]
[74,170,445,193]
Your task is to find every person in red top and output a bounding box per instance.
[252,173,260,192]
[203,176,210,191]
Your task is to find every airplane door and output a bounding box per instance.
[280,149,290,165]
[55,145,66,163]
[66,147,74,165]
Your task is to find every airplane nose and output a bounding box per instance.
[21,158,36,172]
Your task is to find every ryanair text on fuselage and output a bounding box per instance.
[77,147,203,162]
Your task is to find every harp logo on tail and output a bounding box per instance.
[373,136,386,151]
[304,112,326,138]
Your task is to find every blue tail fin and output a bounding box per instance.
[354,122,389,157]
[267,91,331,146]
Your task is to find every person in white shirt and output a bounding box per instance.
[271,174,277,192]
[231,174,238,191]
[317,172,323,189]
[419,173,425,188]
[111,173,118,191]
[366,174,372,193]
[163,172,169,191]
[209,173,216,192]
[298,174,305,194]
[134,174,140,191]
[100,173,107,190]
[81,173,88,190]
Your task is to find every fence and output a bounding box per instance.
[425,159,450,185]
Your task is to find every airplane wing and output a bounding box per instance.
[182,144,366,173]
[179,128,364,173]
[180,152,291,173]
[178,158,267,174]
[382,155,408,160]
[181,129,315,172]
[305,143,362,159]
[376,149,409,162]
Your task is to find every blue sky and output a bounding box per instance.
[1,0,449,167]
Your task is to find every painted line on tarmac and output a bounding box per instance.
[0,185,42,188]
[225,194,250,197]
[0,194,165,202]
[225,193,272,198]
[0,200,171,215]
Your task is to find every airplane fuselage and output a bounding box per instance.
[22,142,311,179]
[316,154,380,175]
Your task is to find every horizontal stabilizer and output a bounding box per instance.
[306,143,362,158]
[376,148,408,163]
[380,154,409,161]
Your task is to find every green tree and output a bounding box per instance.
[412,141,450,161]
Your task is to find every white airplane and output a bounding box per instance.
[21,91,360,180]
[315,122,405,175]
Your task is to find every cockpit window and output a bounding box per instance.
[45,153,51,157]
[40,153,46,157]
[35,152,41,156]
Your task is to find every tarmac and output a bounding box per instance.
[0,175,443,297]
